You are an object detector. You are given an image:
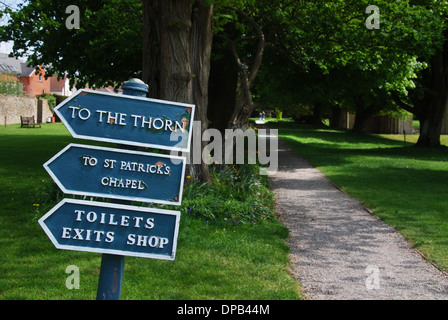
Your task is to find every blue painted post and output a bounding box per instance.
[96,254,125,300]
[96,79,149,300]
[121,78,149,97]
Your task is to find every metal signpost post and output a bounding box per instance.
[40,79,193,300]
[96,80,147,300]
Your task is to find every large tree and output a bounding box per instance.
[392,5,448,147]
[142,0,214,182]
[1,0,215,182]
[220,5,265,130]
[0,0,143,89]
[5,0,446,152]
[253,0,446,145]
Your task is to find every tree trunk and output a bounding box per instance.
[189,1,214,182]
[351,95,368,133]
[311,103,324,126]
[159,1,193,102]
[226,7,265,130]
[418,112,444,147]
[142,0,161,99]
[351,116,366,133]
[142,0,213,182]
[391,59,446,147]
[208,42,239,133]
[351,94,382,133]
[416,48,448,147]
[228,71,254,130]
[329,103,341,129]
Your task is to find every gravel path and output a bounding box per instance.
[268,136,448,300]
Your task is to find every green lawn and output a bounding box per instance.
[270,120,448,272]
[0,123,301,300]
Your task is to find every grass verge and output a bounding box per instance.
[0,123,301,300]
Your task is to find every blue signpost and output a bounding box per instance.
[38,198,180,260]
[54,87,195,152]
[40,79,191,300]
[44,143,186,205]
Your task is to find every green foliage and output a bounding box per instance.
[37,93,56,111]
[181,163,275,223]
[0,0,143,89]
[53,94,68,105]
[275,108,283,120]
[213,0,257,34]
[254,0,446,121]
[0,76,23,96]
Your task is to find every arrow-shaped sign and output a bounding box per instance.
[44,143,186,205]
[54,89,195,152]
[39,198,180,260]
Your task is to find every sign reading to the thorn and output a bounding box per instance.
[54,89,195,152]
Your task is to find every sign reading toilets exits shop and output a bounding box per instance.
[39,199,180,260]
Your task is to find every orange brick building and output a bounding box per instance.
[18,65,51,97]
[0,53,53,97]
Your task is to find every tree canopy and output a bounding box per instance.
[255,1,443,120]
[244,0,448,145]
[0,0,143,89]
[2,0,447,145]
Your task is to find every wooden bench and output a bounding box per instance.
[20,116,41,128]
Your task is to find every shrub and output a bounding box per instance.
[0,76,23,96]
[180,163,275,224]
[37,93,57,111]
[37,162,275,226]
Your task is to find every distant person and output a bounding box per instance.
[262,111,266,121]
